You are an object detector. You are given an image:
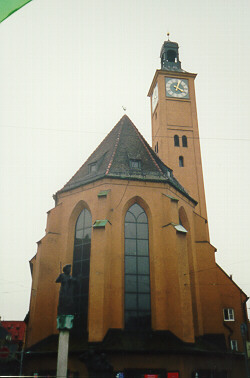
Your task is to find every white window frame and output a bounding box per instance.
[231,340,238,351]
[223,308,235,321]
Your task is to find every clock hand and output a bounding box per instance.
[174,80,184,92]
[174,85,183,92]
[176,80,181,91]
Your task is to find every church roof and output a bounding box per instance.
[58,115,196,204]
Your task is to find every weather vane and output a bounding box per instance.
[122,106,127,112]
[167,32,170,41]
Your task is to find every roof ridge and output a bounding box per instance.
[131,121,163,174]
[105,119,123,175]
[60,115,127,192]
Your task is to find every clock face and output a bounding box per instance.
[152,83,158,112]
[165,78,189,99]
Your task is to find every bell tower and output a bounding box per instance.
[160,39,182,71]
[148,37,208,221]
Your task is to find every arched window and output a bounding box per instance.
[179,156,184,167]
[167,49,177,62]
[124,203,151,330]
[182,135,188,147]
[174,135,180,147]
[72,208,92,330]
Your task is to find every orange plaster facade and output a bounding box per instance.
[26,176,248,352]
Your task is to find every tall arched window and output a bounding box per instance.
[179,156,184,167]
[72,209,92,330]
[174,135,180,147]
[124,203,151,330]
[182,135,188,147]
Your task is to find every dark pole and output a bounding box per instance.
[240,323,250,378]
[19,348,24,377]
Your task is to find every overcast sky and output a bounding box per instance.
[0,0,249,320]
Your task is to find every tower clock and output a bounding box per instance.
[152,83,158,112]
[165,78,189,99]
[148,39,207,220]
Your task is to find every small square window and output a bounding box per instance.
[154,142,159,153]
[130,159,141,169]
[231,340,238,351]
[223,308,235,321]
[89,162,97,173]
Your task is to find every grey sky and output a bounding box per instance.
[0,0,249,320]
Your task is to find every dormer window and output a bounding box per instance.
[129,159,141,169]
[89,162,97,173]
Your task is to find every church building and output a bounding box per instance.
[24,39,249,378]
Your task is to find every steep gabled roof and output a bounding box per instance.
[57,115,196,204]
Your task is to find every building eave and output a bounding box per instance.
[56,174,197,205]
